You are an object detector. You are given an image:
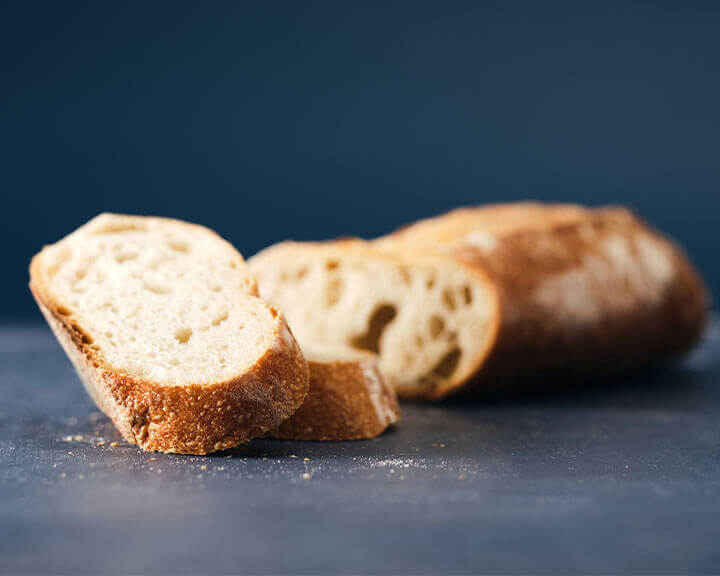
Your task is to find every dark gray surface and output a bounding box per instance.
[2,321,720,575]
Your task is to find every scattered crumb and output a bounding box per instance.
[97,440,105,446]
[73,435,84,442]
[149,457,156,461]
[458,474,467,480]
[200,465,207,470]
[625,464,630,469]
[390,469,395,474]
[60,472,67,478]
[303,457,310,462]
[110,442,119,447]
[399,475,405,480]
[67,451,73,455]
[62,435,73,442]
[302,473,311,480]
[289,455,297,459]
[78,474,85,480]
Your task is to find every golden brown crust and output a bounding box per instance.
[29,236,310,455]
[382,205,709,398]
[270,355,400,441]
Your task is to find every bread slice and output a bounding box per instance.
[30,213,309,454]
[250,203,708,400]
[270,347,400,441]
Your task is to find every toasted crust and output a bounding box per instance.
[270,352,400,441]
[381,204,710,397]
[29,217,310,454]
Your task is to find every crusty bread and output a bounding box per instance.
[30,214,309,454]
[270,347,400,441]
[250,203,709,400]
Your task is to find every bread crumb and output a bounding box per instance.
[149,457,156,461]
[458,474,467,480]
[67,451,73,455]
[74,435,84,441]
[302,473,311,480]
[303,457,310,462]
[110,442,119,447]
[60,472,67,478]
[200,464,207,470]
[97,440,105,446]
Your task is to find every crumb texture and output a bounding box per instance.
[251,244,497,396]
[32,213,277,386]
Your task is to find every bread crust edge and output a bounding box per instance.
[29,254,310,455]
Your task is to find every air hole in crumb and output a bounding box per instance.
[219,357,226,365]
[426,277,436,289]
[325,277,343,306]
[462,285,473,305]
[351,304,397,354]
[229,261,237,269]
[429,315,445,339]
[170,358,179,366]
[72,325,93,345]
[143,280,170,294]
[399,267,411,285]
[419,347,462,389]
[174,327,193,344]
[168,239,190,253]
[211,284,222,292]
[443,289,456,311]
[105,331,113,338]
[296,268,308,279]
[114,252,138,264]
[75,268,87,280]
[212,310,229,327]
[326,260,339,271]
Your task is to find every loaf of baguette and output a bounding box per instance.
[30,214,309,454]
[270,347,400,441]
[250,203,708,400]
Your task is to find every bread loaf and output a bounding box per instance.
[250,203,708,399]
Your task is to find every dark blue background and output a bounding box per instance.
[2,0,718,319]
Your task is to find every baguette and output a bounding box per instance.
[270,347,400,441]
[250,203,708,399]
[30,214,309,454]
